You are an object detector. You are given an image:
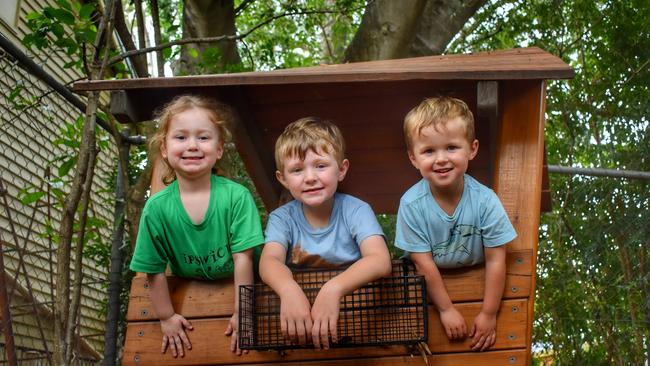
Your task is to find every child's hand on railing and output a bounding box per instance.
[225,312,248,355]
[280,286,313,345]
[159,313,193,358]
[311,281,343,349]
[469,311,497,351]
[439,306,467,340]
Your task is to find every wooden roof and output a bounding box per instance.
[75,47,572,91]
[74,47,572,213]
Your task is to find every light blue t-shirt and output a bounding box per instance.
[395,175,516,268]
[265,193,385,268]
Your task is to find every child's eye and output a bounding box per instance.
[447,145,459,151]
[198,135,210,141]
[290,168,302,174]
[174,135,186,141]
[316,163,328,169]
[423,149,433,155]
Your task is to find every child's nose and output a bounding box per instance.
[187,137,198,149]
[434,152,448,164]
[304,168,317,182]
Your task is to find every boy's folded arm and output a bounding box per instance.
[259,242,312,344]
[325,235,392,295]
[410,252,467,339]
[259,242,301,296]
[310,235,391,349]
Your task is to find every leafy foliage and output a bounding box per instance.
[234,0,364,70]
[22,0,98,71]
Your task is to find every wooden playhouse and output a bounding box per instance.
[75,47,573,365]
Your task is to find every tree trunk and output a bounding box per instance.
[344,0,487,62]
[344,0,427,62]
[176,0,241,74]
[407,0,487,56]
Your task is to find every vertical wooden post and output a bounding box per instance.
[493,79,546,365]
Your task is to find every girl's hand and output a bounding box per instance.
[469,311,497,351]
[280,287,313,345]
[224,313,248,355]
[160,313,193,357]
[311,282,342,349]
[439,306,467,340]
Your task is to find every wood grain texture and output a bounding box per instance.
[245,349,528,366]
[128,251,532,321]
[494,79,546,365]
[74,47,572,92]
[122,299,527,365]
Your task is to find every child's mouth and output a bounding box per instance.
[303,187,323,193]
[434,168,452,174]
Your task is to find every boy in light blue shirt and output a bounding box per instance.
[395,97,516,352]
[260,117,392,350]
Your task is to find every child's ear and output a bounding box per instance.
[160,142,168,160]
[469,139,479,160]
[216,143,224,160]
[338,159,350,181]
[275,170,289,189]
[407,150,418,168]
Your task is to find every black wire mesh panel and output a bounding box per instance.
[239,261,427,350]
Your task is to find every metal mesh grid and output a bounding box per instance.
[1,42,114,361]
[239,261,427,350]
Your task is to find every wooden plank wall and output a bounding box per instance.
[123,250,532,365]
[123,79,545,365]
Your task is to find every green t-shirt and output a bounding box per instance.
[130,175,264,280]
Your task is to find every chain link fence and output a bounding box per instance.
[1,47,116,364]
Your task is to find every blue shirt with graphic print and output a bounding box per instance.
[265,193,385,268]
[395,175,516,268]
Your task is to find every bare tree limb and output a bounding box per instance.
[149,0,165,76]
[54,0,118,363]
[108,7,349,67]
[114,0,149,77]
[235,0,256,15]
[64,144,97,365]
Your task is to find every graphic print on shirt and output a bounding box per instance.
[431,224,482,264]
[290,243,339,268]
[182,246,233,277]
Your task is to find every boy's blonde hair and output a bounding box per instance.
[149,95,233,185]
[403,97,475,150]
[275,117,346,172]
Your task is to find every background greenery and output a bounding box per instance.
[16,0,649,364]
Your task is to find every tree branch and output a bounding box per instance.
[108,7,352,67]
[235,0,256,15]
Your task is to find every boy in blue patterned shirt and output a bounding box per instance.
[395,97,517,351]
[260,117,392,350]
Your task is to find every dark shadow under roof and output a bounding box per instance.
[74,47,572,213]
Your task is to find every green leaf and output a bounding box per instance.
[188,48,199,58]
[19,191,45,205]
[25,12,43,21]
[56,0,72,11]
[58,156,77,177]
[79,3,95,20]
[50,8,75,25]
[51,23,65,38]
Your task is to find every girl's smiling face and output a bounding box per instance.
[161,107,223,181]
